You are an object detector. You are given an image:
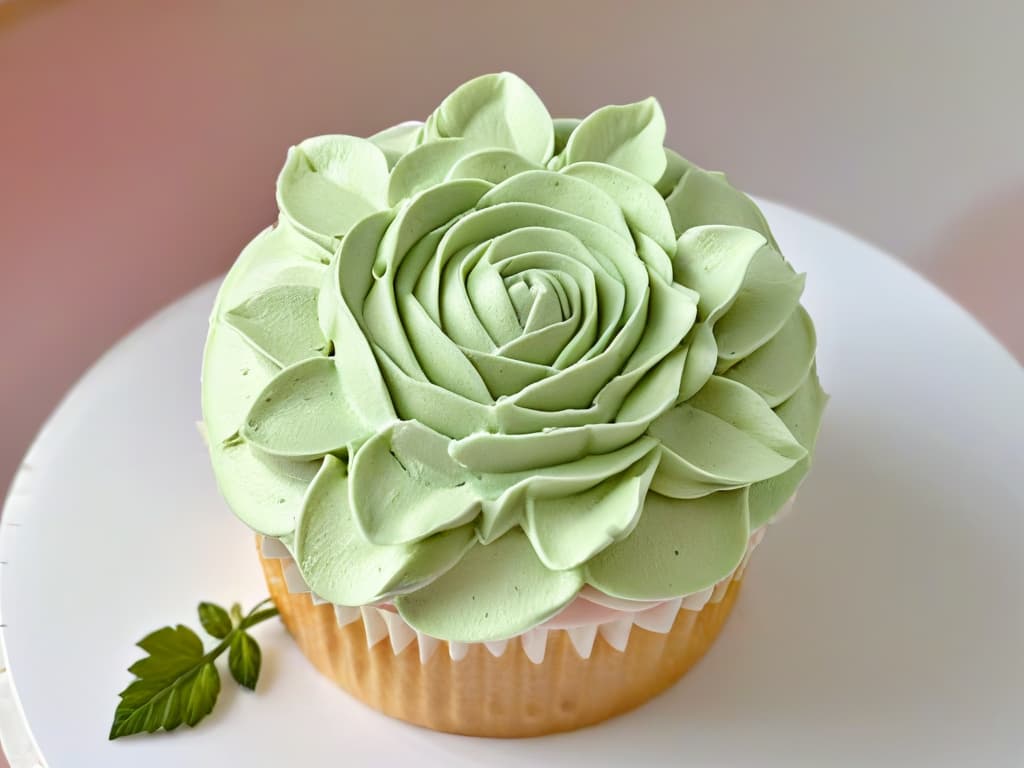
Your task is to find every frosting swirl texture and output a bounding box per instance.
[203,73,826,642]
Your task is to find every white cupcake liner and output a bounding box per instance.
[263,516,777,665]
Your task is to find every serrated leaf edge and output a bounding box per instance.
[109,599,279,739]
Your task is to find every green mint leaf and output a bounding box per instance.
[228,631,262,690]
[127,625,203,680]
[197,602,232,639]
[110,598,280,739]
[184,664,221,724]
[110,625,222,739]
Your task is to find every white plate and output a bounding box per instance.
[2,202,1022,767]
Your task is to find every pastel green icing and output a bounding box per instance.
[523,448,660,571]
[224,284,328,367]
[350,421,481,544]
[748,363,828,529]
[241,357,366,461]
[649,375,806,498]
[561,97,667,184]
[395,528,583,642]
[422,72,554,165]
[210,439,319,538]
[276,136,390,251]
[369,121,422,168]
[202,219,327,445]
[295,456,476,605]
[585,488,751,600]
[202,72,827,642]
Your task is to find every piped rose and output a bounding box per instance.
[202,73,826,643]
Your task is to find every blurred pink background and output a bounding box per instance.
[1,0,1022,762]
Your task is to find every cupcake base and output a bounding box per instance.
[259,541,743,738]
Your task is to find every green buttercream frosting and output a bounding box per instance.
[202,73,827,642]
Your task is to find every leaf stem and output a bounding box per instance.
[240,599,279,631]
[196,605,278,694]
[244,597,276,618]
[196,602,278,670]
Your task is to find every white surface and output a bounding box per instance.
[1,202,1022,767]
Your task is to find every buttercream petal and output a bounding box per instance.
[224,285,328,367]
[504,282,646,413]
[430,202,635,306]
[386,180,493,274]
[562,162,677,255]
[480,225,617,367]
[350,421,480,545]
[422,72,555,165]
[654,148,693,197]
[459,249,528,346]
[203,324,282,445]
[713,246,806,369]
[454,348,684,473]
[584,489,750,600]
[623,270,697,373]
[396,291,493,403]
[421,208,622,330]
[295,456,475,605]
[204,222,329,440]
[519,278,575,336]
[724,306,817,407]
[479,170,631,243]
[523,449,660,570]
[395,529,582,643]
[563,98,667,184]
[377,351,496,438]
[615,346,688,421]
[331,209,395,324]
[491,338,676,437]
[475,437,659,543]
[418,206,641,396]
[468,249,659,430]
[451,420,648,475]
[276,135,390,249]
[748,364,828,529]
[209,440,318,537]
[634,231,676,284]
[650,375,806,498]
[674,225,767,323]
[551,117,581,156]
[387,138,478,206]
[318,226,398,433]
[211,220,328,317]
[379,181,494,366]
[446,148,542,185]
[369,121,423,168]
[665,164,778,248]
[488,255,589,365]
[677,322,718,402]
[241,357,371,460]
[462,348,550,397]
[437,242,499,352]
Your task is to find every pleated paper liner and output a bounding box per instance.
[257,527,764,738]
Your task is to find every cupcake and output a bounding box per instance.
[202,72,826,737]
